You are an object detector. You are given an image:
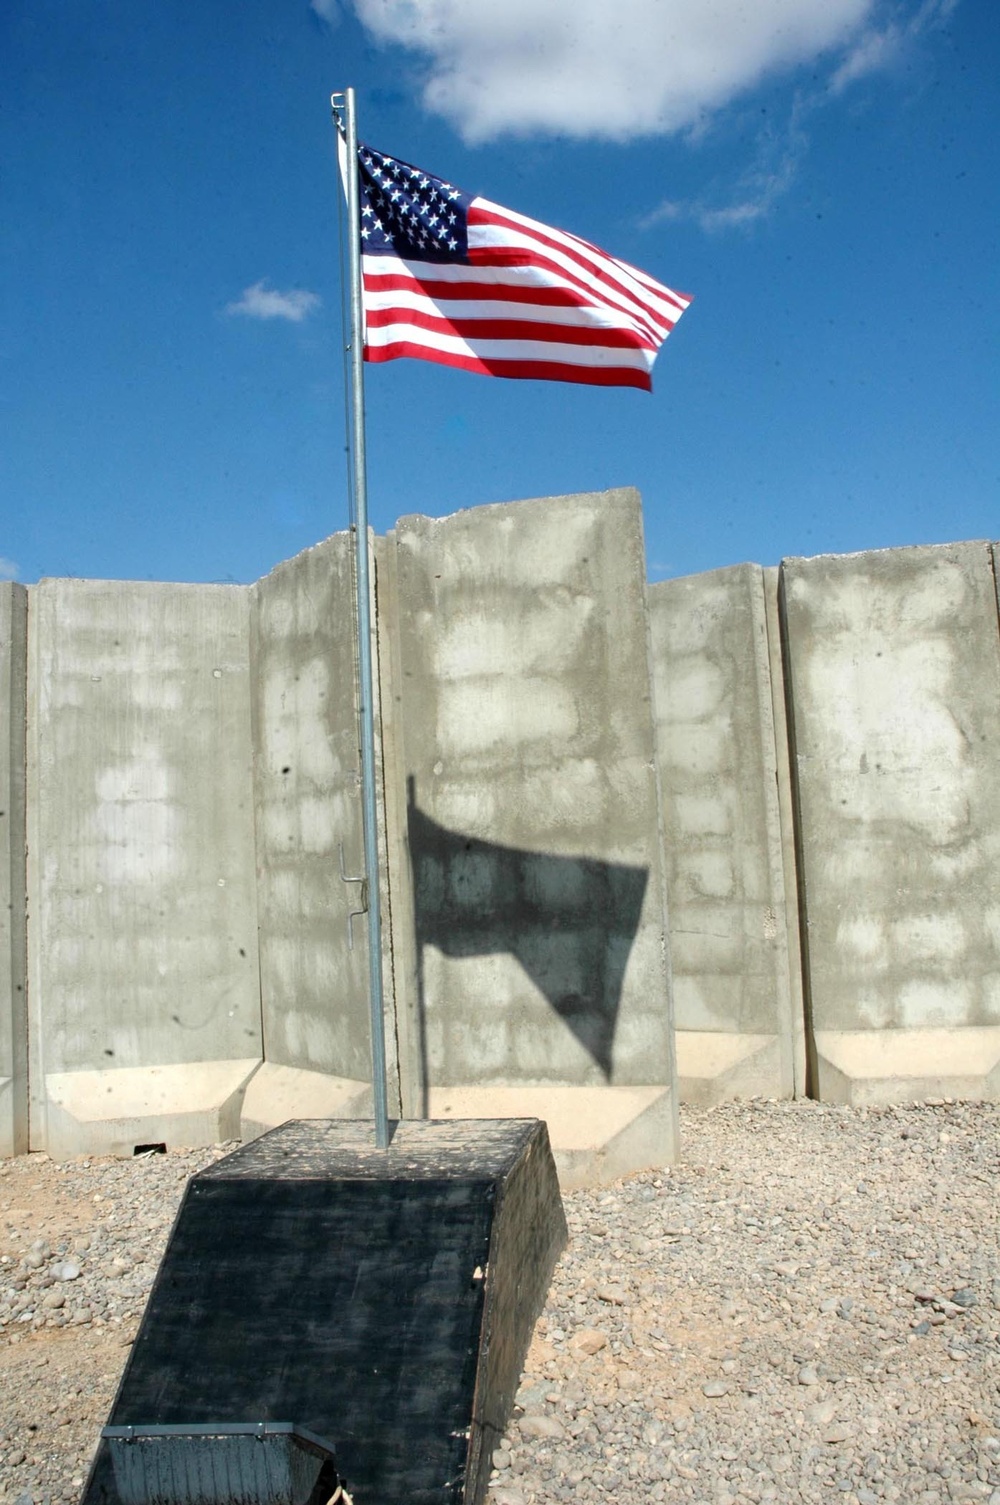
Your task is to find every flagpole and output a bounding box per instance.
[333,86,390,1151]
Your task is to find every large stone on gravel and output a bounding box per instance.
[519,1415,566,1441]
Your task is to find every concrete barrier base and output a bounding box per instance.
[0,1077,15,1158]
[240,1063,373,1143]
[814,1027,1000,1106]
[41,1059,260,1159]
[425,1084,677,1189]
[674,1032,784,1105]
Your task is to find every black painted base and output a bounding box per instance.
[81,1120,567,1505]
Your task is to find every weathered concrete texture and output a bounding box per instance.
[0,584,28,1155]
[650,564,797,1103]
[782,541,1000,1101]
[812,1026,1000,1106]
[763,567,808,1098]
[26,580,263,1154]
[241,1064,374,1144]
[385,488,677,1166]
[248,533,398,1136]
[425,1084,675,1190]
[43,1059,259,1159]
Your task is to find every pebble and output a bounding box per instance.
[568,1329,607,1355]
[497,1100,1000,1505]
[1,1105,998,1505]
[595,1285,626,1305]
[0,1142,232,1505]
[518,1415,565,1441]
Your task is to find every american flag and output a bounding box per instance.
[351,141,691,391]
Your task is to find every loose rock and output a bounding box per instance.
[1,1105,999,1505]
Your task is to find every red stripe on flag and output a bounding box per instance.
[364,340,653,390]
[364,305,658,351]
[363,268,630,313]
[469,202,682,336]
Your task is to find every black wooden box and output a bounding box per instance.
[81,1119,567,1505]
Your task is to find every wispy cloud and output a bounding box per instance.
[310,0,341,26]
[830,0,958,92]
[0,557,20,582]
[225,281,321,323]
[642,115,807,232]
[350,0,877,143]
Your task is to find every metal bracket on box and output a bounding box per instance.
[101,1421,340,1505]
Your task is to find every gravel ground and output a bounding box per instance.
[1,1099,998,1505]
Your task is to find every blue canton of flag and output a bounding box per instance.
[359,148,471,264]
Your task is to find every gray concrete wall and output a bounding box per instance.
[244,533,397,1133]
[781,541,1000,1102]
[25,580,262,1154]
[382,489,677,1174]
[649,564,799,1103]
[18,501,1000,1158]
[1,584,28,1155]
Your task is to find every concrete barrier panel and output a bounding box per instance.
[650,564,799,1103]
[384,489,677,1183]
[1,583,28,1155]
[26,581,262,1155]
[782,541,1000,1103]
[244,534,395,1138]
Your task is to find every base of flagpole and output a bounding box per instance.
[80,1119,566,1505]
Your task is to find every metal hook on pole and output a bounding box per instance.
[338,842,368,953]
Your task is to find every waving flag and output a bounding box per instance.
[347,140,691,392]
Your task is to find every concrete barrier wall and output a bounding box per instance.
[12,508,1000,1167]
[649,564,803,1104]
[381,489,678,1183]
[25,580,262,1155]
[243,533,396,1136]
[1,584,28,1155]
[781,541,1000,1103]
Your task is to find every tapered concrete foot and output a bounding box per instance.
[240,1063,373,1143]
[40,1059,260,1158]
[813,1026,1000,1106]
[674,1032,786,1105]
[426,1084,677,1188]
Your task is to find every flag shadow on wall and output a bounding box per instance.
[407,778,648,1114]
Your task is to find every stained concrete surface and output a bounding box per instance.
[649,563,797,1102]
[382,488,677,1166]
[11,508,1000,1167]
[782,540,1000,1101]
[248,533,397,1127]
[0,583,28,1155]
[25,580,263,1154]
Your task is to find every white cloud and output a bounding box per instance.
[830,0,957,92]
[310,0,342,26]
[642,116,807,232]
[350,0,879,142]
[0,557,19,582]
[225,281,321,323]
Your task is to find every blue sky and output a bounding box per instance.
[2,0,996,587]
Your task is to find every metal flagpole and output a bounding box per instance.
[332,86,390,1150]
